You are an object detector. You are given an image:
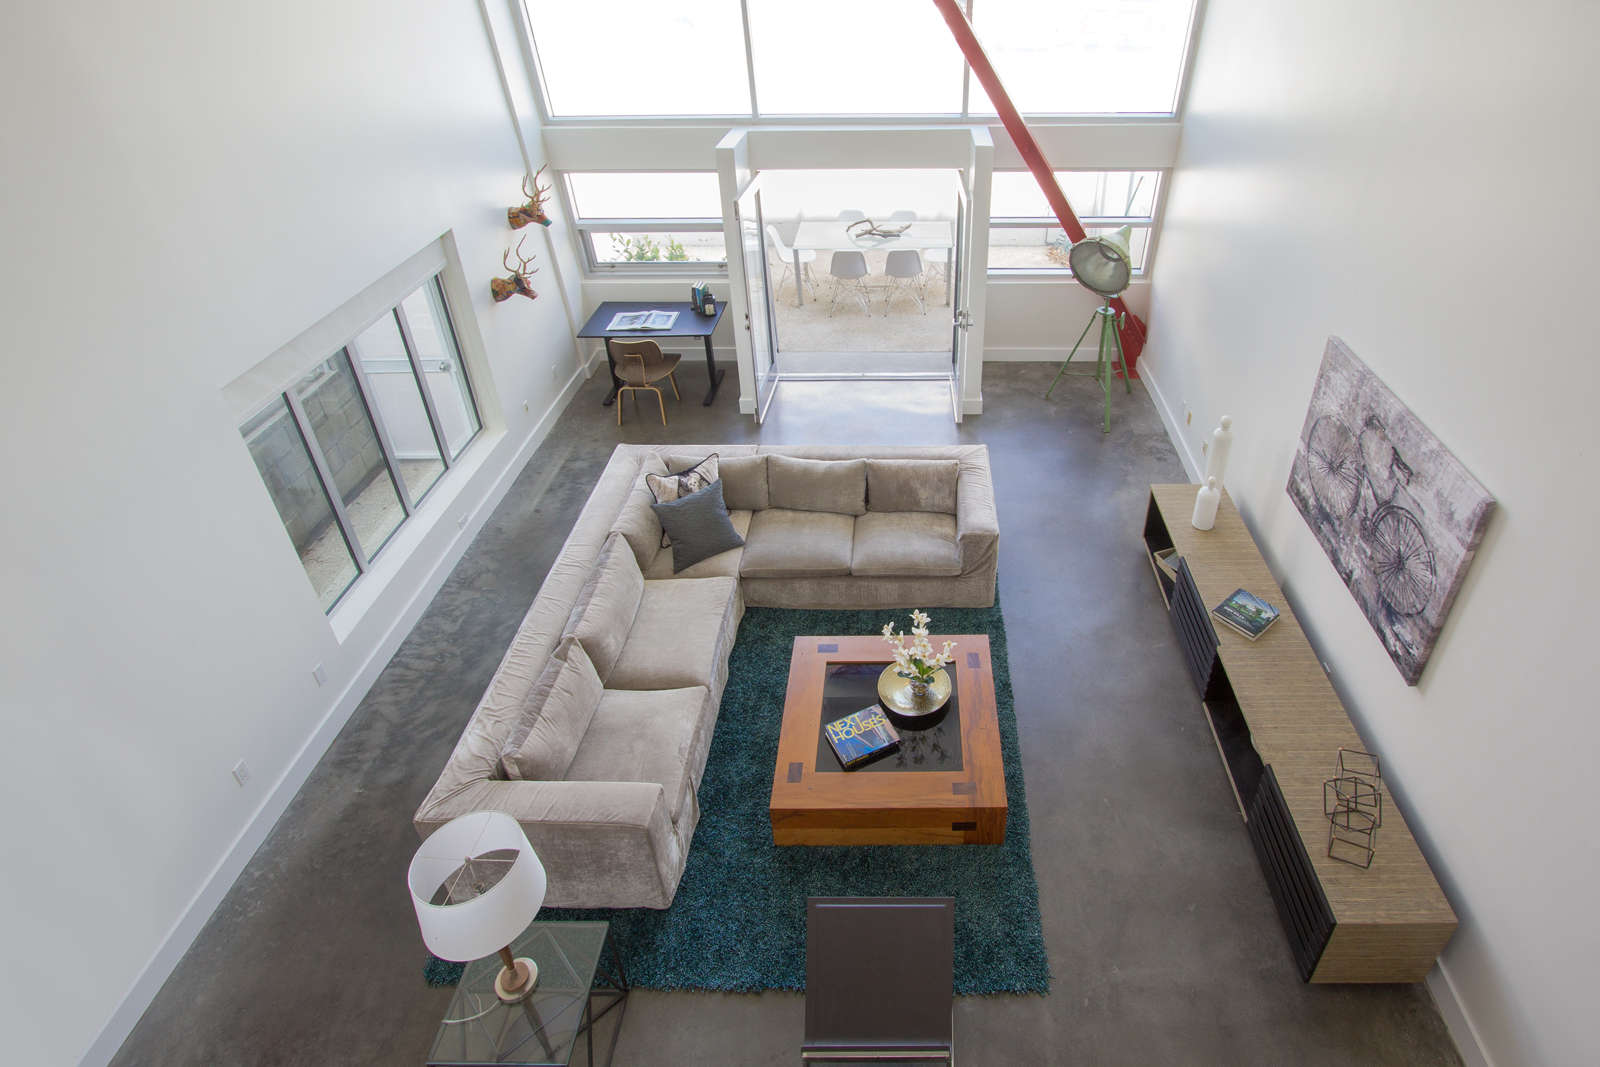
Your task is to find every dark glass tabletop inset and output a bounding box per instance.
[813,661,964,774]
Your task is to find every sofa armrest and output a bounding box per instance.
[414,778,686,909]
[955,457,999,576]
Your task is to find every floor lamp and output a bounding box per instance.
[409,811,548,1004]
[1044,225,1135,434]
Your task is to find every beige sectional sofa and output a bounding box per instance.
[414,444,997,909]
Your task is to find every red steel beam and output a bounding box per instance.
[931,0,1147,374]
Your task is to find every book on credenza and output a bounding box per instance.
[824,705,901,770]
[607,310,679,331]
[1211,588,1281,641]
[1153,547,1181,579]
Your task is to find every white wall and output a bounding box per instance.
[1140,2,1600,1063]
[0,1,579,1062]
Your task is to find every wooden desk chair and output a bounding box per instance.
[611,339,681,426]
[804,897,955,1064]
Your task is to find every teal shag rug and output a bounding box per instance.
[430,601,1049,995]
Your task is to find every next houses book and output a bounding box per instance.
[824,706,901,769]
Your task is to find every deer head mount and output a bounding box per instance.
[490,236,539,302]
[508,165,553,229]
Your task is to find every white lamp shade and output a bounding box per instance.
[409,811,546,963]
[1067,225,1134,298]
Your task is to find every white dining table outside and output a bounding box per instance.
[787,219,956,307]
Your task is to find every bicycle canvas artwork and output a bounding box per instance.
[1287,337,1496,685]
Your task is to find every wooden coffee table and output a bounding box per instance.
[769,635,1007,846]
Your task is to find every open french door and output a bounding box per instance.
[732,176,779,422]
[949,174,974,424]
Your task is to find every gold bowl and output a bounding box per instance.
[877,665,952,719]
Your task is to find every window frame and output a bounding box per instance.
[519,1,1204,124]
[241,274,483,614]
[564,173,730,275]
[987,169,1167,279]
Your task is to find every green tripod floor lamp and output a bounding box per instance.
[1044,225,1134,433]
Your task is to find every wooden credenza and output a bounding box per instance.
[1144,485,1456,983]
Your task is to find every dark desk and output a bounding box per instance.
[577,301,726,407]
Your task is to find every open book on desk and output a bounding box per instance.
[607,310,678,331]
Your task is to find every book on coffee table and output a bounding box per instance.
[824,706,901,770]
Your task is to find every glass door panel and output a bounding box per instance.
[950,175,973,422]
[734,179,779,421]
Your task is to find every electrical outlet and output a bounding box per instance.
[232,760,251,788]
[456,513,468,530]
[1202,441,1208,455]
[523,400,530,413]
[551,363,560,382]
[1185,408,1192,426]
[311,662,326,687]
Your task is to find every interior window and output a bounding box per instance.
[745,0,966,115]
[969,0,1197,115]
[526,0,752,117]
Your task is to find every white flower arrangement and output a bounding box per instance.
[881,609,957,685]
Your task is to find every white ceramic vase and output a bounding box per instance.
[1192,476,1220,531]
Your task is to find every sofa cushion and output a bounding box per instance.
[606,576,741,691]
[498,637,604,781]
[646,454,718,547]
[672,453,769,511]
[609,456,670,567]
[852,512,963,576]
[741,509,855,577]
[645,510,752,580]
[563,686,707,824]
[565,534,645,682]
[767,455,866,516]
[651,481,746,573]
[866,459,959,514]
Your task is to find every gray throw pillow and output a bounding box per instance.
[646,454,719,548]
[650,480,745,573]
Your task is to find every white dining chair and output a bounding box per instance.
[882,249,927,314]
[888,210,918,222]
[827,251,873,317]
[836,209,866,222]
[766,224,817,303]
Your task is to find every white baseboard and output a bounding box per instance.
[1137,358,1202,482]
[1427,962,1494,1067]
[80,360,593,1067]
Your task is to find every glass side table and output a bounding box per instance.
[427,921,628,1067]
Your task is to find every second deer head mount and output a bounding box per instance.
[490,235,539,302]
[508,165,553,229]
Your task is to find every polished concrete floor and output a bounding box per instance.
[110,364,1461,1066]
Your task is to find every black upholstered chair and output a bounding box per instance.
[803,897,955,1064]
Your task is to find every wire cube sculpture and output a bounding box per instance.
[1323,748,1383,868]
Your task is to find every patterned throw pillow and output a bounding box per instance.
[645,454,719,547]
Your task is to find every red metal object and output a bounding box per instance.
[931,0,1147,375]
